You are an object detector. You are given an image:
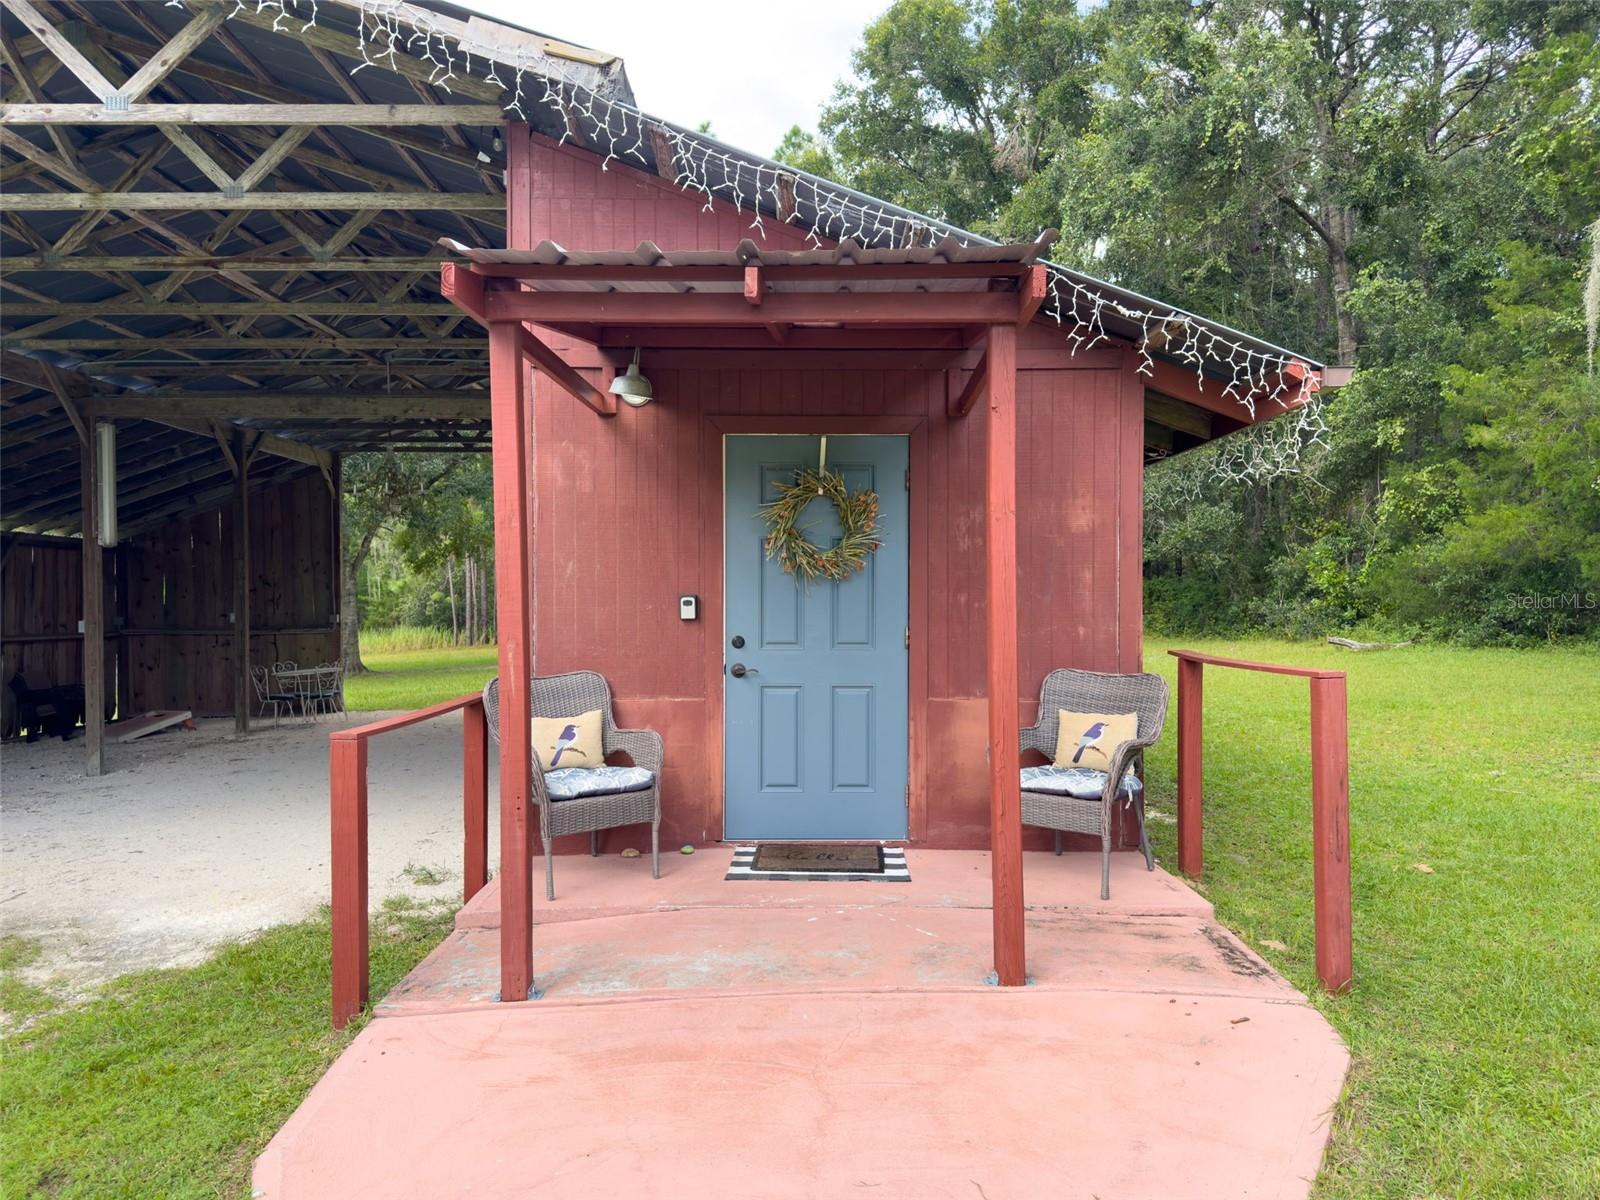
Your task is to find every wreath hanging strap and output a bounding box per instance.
[759,467,882,583]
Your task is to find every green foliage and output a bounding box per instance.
[342,643,499,712]
[0,902,453,1199]
[1141,638,1600,1199]
[800,0,1598,645]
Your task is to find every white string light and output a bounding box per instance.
[173,0,1326,485]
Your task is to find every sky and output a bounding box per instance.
[464,0,879,159]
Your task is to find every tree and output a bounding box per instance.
[339,452,467,672]
[810,0,1100,234]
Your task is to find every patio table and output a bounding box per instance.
[273,665,339,722]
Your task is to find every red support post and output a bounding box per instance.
[985,322,1026,986]
[1309,674,1353,993]
[462,698,488,904]
[330,736,369,1029]
[1176,656,1204,878]
[488,319,535,1004]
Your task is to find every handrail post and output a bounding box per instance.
[1176,656,1204,878]
[462,698,488,904]
[1309,674,1353,993]
[330,735,369,1030]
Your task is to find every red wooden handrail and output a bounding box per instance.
[1169,650,1353,993]
[329,693,489,1029]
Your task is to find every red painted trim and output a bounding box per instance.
[466,262,1030,282]
[985,323,1026,986]
[330,693,484,742]
[597,328,968,351]
[520,324,616,416]
[1175,657,1204,878]
[440,261,488,322]
[1170,651,1353,993]
[1118,351,1144,671]
[489,320,535,1004]
[329,736,368,1030]
[1309,675,1354,993]
[462,698,488,904]
[1144,359,1295,424]
[485,289,1021,327]
[743,265,763,305]
[1168,649,1342,679]
[703,415,929,844]
[948,344,988,418]
[1017,265,1047,325]
[328,693,486,1028]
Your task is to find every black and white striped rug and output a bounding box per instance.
[725,845,911,883]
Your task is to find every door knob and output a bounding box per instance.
[729,663,757,678]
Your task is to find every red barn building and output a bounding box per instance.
[450,126,1320,859]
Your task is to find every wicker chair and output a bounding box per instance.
[483,671,662,901]
[1019,668,1169,900]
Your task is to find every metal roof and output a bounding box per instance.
[1,0,1317,535]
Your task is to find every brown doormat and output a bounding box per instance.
[752,843,885,873]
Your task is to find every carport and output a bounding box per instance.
[0,1,626,771]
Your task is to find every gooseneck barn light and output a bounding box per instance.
[608,348,653,407]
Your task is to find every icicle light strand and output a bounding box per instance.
[175,0,1327,487]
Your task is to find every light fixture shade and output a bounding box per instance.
[609,348,653,406]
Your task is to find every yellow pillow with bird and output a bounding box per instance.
[1052,709,1138,774]
[531,709,604,772]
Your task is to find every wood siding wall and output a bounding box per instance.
[2,468,337,729]
[510,129,1144,849]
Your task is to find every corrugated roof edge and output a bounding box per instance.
[643,119,1323,373]
[329,0,1321,379]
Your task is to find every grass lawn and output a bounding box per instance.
[0,900,453,1199]
[1141,637,1600,1199]
[342,642,498,712]
[2,638,1594,1197]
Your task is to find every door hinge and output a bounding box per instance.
[904,624,910,649]
[904,468,910,492]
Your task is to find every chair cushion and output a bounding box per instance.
[544,765,654,801]
[1052,709,1138,773]
[531,709,604,771]
[1021,765,1142,800]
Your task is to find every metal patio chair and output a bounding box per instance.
[250,665,297,727]
[1019,668,1169,900]
[484,671,663,900]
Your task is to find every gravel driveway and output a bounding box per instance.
[0,712,498,1009]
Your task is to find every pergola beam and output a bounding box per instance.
[0,103,506,126]
[441,262,615,416]
[483,289,1022,327]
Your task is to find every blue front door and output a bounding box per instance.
[723,435,909,841]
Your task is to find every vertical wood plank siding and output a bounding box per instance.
[510,129,1146,850]
[2,469,337,732]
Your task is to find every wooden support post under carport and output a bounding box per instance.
[79,413,104,776]
[229,428,258,736]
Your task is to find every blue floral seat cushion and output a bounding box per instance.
[544,765,654,801]
[1020,765,1142,800]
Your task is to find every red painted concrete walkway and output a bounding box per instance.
[256,852,1348,1199]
